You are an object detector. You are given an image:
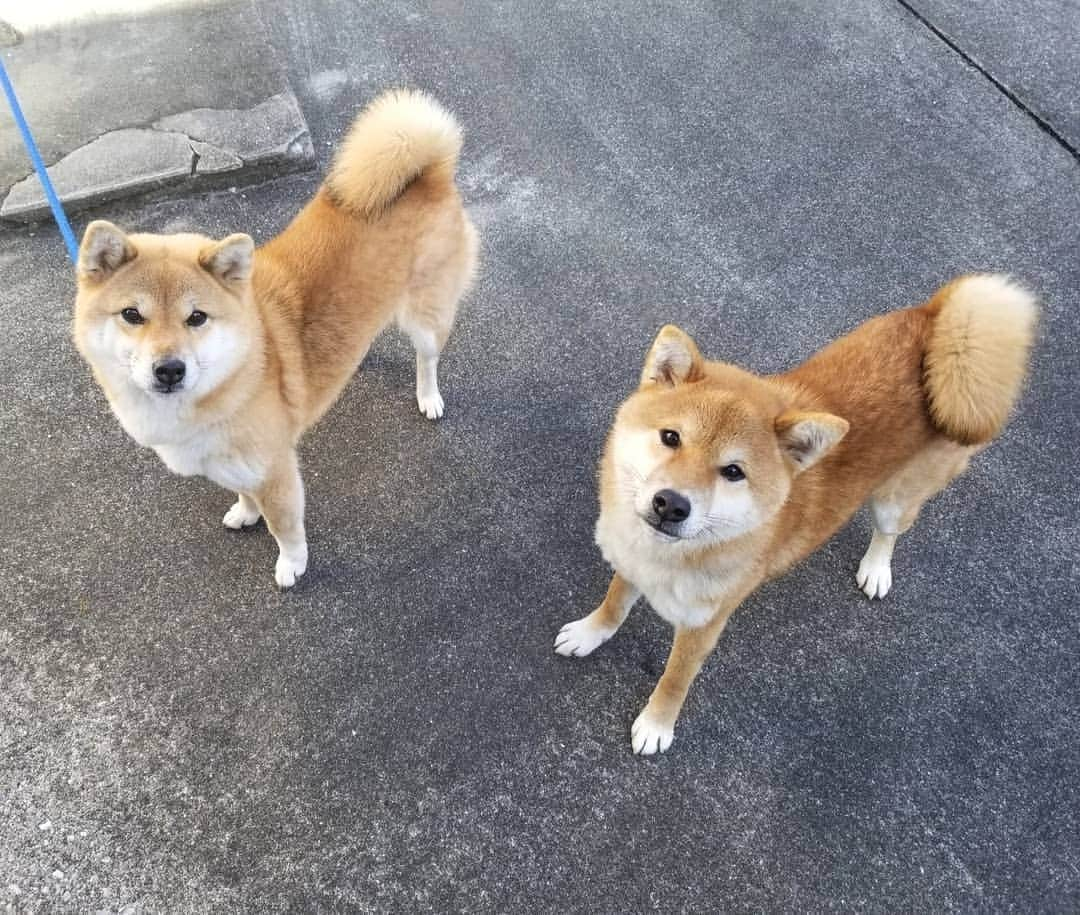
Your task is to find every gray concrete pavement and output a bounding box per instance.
[0,1,313,222]
[1,0,1078,910]
[905,0,1080,153]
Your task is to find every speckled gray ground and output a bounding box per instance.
[2,0,1078,911]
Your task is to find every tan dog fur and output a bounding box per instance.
[73,89,478,588]
[556,275,1036,755]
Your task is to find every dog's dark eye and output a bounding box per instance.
[720,464,745,482]
[120,307,144,325]
[659,429,680,448]
[186,310,208,327]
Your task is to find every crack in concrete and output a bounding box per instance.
[895,0,1080,165]
[0,129,243,220]
[0,92,313,223]
[3,120,309,191]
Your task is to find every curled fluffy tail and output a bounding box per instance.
[326,88,462,218]
[922,274,1037,445]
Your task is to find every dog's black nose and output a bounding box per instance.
[652,489,690,523]
[153,358,186,387]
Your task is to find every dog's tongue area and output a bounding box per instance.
[645,515,680,539]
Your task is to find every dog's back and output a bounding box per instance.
[255,89,479,427]
[786,274,1036,461]
[773,274,1036,570]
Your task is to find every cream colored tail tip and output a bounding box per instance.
[947,274,1038,323]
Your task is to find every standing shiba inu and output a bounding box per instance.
[556,276,1036,755]
[74,89,479,588]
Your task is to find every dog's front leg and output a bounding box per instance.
[222,493,261,530]
[554,572,640,657]
[631,599,743,756]
[255,452,307,589]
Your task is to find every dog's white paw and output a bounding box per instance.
[856,552,893,599]
[631,707,675,756]
[274,548,308,590]
[554,615,615,658]
[417,390,445,420]
[223,499,261,530]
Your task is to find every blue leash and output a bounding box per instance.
[0,57,78,263]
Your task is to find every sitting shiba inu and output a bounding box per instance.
[73,90,478,588]
[556,276,1036,755]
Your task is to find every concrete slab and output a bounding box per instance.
[2,128,242,220]
[153,93,311,169]
[0,1,313,223]
[903,0,1080,153]
[0,0,1078,910]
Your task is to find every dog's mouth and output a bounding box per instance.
[641,514,682,541]
[151,382,185,394]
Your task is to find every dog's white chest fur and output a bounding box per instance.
[154,438,263,493]
[595,510,736,629]
[107,390,263,493]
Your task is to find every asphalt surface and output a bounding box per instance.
[2,0,1078,911]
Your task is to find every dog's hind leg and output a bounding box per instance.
[397,218,478,420]
[857,438,978,599]
[399,312,448,420]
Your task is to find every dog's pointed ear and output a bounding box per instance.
[199,234,254,286]
[775,411,849,473]
[78,220,136,281]
[641,325,705,387]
